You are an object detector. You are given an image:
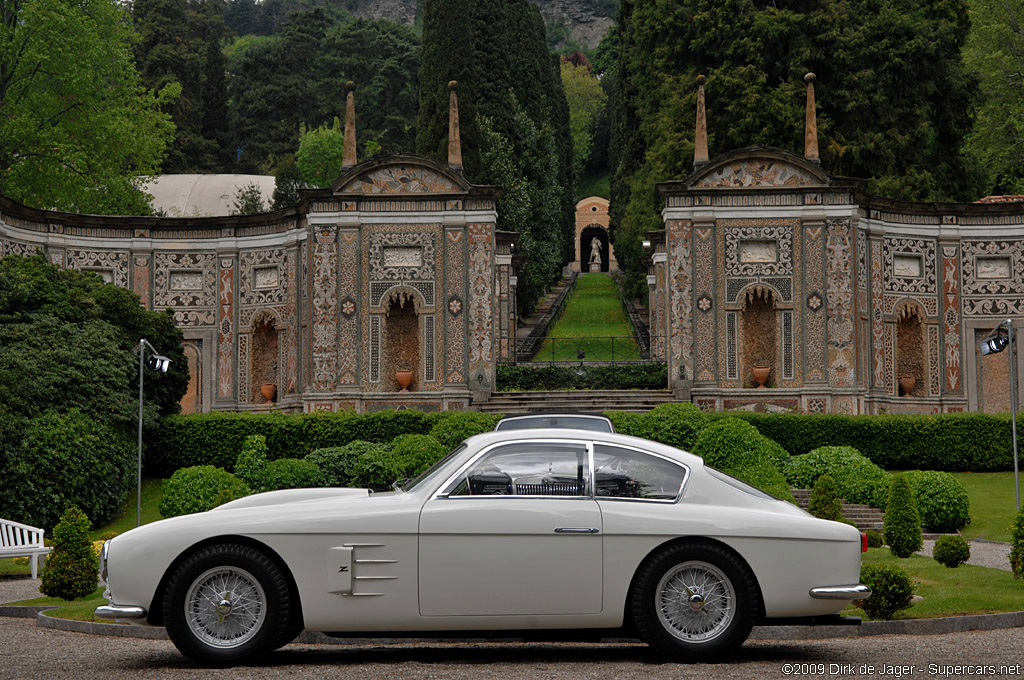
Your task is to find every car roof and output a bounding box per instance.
[495,413,615,432]
[464,428,702,467]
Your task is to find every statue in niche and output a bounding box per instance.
[589,237,603,264]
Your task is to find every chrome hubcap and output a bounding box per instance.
[185,566,266,648]
[656,560,736,642]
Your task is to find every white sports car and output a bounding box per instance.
[97,429,869,666]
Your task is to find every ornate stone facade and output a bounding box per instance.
[656,147,1024,414]
[0,154,512,414]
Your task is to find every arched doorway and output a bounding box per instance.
[580,225,609,272]
[383,290,421,392]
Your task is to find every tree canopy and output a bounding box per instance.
[0,0,177,214]
[610,0,979,296]
[417,0,575,314]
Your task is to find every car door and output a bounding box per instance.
[418,440,604,617]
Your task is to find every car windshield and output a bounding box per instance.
[395,444,468,493]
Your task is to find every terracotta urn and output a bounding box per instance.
[899,375,916,397]
[751,365,771,389]
[260,382,277,403]
[395,369,414,392]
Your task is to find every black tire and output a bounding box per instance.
[163,543,296,666]
[631,541,759,661]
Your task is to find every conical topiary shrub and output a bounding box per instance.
[884,474,922,558]
[40,506,98,600]
[809,474,845,522]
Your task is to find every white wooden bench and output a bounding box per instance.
[0,519,51,579]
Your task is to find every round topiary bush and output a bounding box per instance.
[429,412,501,449]
[865,529,883,549]
[4,409,135,532]
[884,473,923,558]
[809,474,845,522]
[692,418,795,502]
[40,506,98,601]
[785,445,890,508]
[159,466,251,518]
[932,535,970,568]
[858,563,914,620]
[636,402,710,451]
[902,470,970,532]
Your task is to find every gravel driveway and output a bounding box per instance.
[3,615,1024,680]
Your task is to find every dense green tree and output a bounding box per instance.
[0,0,177,214]
[610,0,979,296]
[0,254,188,430]
[314,19,421,158]
[561,60,608,175]
[417,0,575,313]
[965,0,1024,195]
[131,0,229,172]
[296,120,346,188]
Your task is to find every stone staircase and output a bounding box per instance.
[790,488,885,532]
[478,389,676,415]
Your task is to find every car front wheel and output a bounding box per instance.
[163,543,296,666]
[632,541,759,661]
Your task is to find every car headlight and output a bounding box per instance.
[100,540,109,583]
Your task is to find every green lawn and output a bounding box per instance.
[845,548,1024,619]
[8,586,111,622]
[533,273,640,361]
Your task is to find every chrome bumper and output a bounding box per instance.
[95,604,148,620]
[809,584,871,600]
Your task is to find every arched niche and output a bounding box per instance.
[250,311,281,403]
[383,288,422,392]
[739,284,779,388]
[580,225,609,272]
[180,340,202,414]
[895,301,926,397]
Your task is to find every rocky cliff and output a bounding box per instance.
[348,0,615,49]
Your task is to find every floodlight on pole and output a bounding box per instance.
[979,319,1019,510]
[136,339,172,527]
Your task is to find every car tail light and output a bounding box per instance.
[861,532,869,553]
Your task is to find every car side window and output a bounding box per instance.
[447,442,590,497]
[592,444,687,501]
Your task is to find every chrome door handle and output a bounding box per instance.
[554,527,600,534]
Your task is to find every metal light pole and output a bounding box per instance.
[980,319,1020,510]
[136,339,171,527]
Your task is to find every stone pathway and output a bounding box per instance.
[917,539,1012,571]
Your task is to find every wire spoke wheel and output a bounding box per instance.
[185,566,267,649]
[654,559,738,644]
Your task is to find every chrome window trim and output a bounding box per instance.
[590,442,690,504]
[434,439,596,499]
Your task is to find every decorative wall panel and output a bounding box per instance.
[668,220,694,381]
[826,219,854,386]
[154,252,217,308]
[67,250,129,288]
[871,240,886,388]
[723,223,794,276]
[217,259,235,399]
[467,223,494,386]
[804,225,826,382]
[311,226,338,390]
[883,236,937,295]
[240,248,286,306]
[339,231,359,385]
[694,226,716,382]
[445,229,467,384]
[941,245,962,391]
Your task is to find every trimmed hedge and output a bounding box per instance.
[611,402,709,451]
[902,470,970,532]
[428,412,501,449]
[305,441,380,487]
[785,446,890,508]
[692,418,795,502]
[149,410,433,475]
[1011,510,1024,579]
[497,363,667,391]
[712,411,1016,472]
[933,535,970,568]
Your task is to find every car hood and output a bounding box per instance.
[211,487,370,511]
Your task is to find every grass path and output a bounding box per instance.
[952,471,1018,542]
[533,273,640,361]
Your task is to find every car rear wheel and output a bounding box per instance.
[632,541,759,661]
[163,543,296,666]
